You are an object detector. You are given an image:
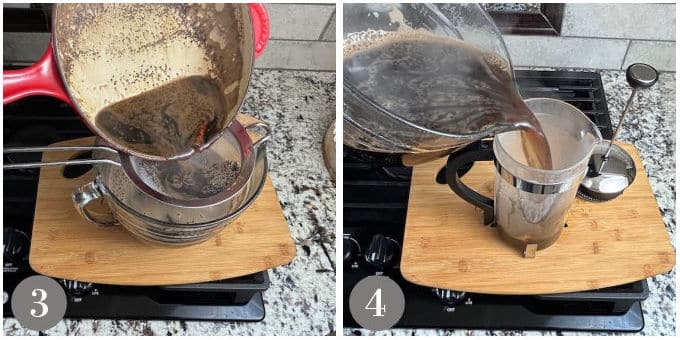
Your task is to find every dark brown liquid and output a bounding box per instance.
[344,32,552,169]
[95,76,227,159]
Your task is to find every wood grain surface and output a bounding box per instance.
[29,120,296,286]
[401,142,675,294]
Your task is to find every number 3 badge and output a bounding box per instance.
[11,275,67,331]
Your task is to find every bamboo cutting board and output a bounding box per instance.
[29,132,296,286]
[401,142,674,295]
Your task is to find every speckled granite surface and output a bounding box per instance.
[482,3,541,12]
[346,70,676,336]
[3,70,337,336]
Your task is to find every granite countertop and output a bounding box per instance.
[3,69,337,336]
[347,69,676,336]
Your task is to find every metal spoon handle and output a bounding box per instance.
[598,89,636,172]
[598,63,658,173]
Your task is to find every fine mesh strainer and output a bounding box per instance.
[114,119,269,207]
[81,129,270,246]
[82,119,270,226]
[69,118,271,246]
[4,119,271,224]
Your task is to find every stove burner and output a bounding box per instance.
[5,125,59,147]
[4,126,60,175]
[381,167,411,181]
[62,151,94,178]
[343,146,403,166]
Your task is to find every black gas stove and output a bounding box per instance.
[343,70,648,332]
[2,95,269,322]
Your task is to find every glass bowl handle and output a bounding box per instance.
[244,121,272,150]
[72,180,118,227]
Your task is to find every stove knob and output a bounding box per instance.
[433,288,467,306]
[60,279,93,297]
[364,235,400,269]
[3,228,30,266]
[343,236,361,267]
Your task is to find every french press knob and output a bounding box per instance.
[578,63,658,201]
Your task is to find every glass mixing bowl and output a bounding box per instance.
[72,119,270,246]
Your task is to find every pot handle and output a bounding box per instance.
[72,181,118,227]
[445,140,495,225]
[3,40,73,106]
[244,121,272,150]
[249,3,270,58]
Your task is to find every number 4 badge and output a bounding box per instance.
[349,275,405,330]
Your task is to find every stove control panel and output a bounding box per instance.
[343,232,403,273]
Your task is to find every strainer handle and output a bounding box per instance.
[244,121,272,150]
[72,181,118,227]
[4,145,121,170]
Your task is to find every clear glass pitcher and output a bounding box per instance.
[444,99,602,256]
[343,3,515,154]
